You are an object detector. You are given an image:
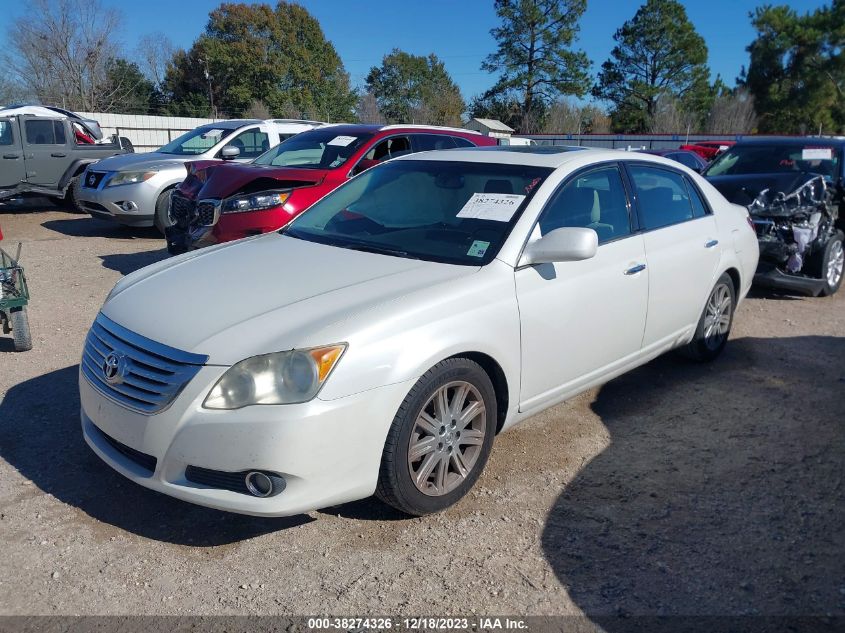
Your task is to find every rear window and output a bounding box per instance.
[705,144,841,180]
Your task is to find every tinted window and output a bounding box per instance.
[285,160,551,266]
[413,134,457,151]
[685,177,709,218]
[671,152,701,171]
[158,125,236,155]
[538,165,631,244]
[629,164,695,230]
[365,136,412,161]
[228,129,269,159]
[26,119,60,144]
[452,136,476,148]
[705,143,841,180]
[0,120,13,146]
[53,121,66,144]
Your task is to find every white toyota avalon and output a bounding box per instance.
[80,146,759,517]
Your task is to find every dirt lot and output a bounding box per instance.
[0,200,843,619]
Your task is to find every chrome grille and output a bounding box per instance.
[83,171,107,189]
[81,313,208,414]
[196,199,220,226]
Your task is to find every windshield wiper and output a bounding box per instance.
[340,241,419,259]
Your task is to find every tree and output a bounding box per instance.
[5,0,125,111]
[365,50,465,125]
[704,88,757,134]
[98,58,155,114]
[468,93,525,131]
[741,1,844,134]
[481,0,591,132]
[355,91,386,124]
[542,99,611,133]
[592,0,710,133]
[163,2,356,120]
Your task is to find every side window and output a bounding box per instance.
[412,134,456,152]
[228,129,269,159]
[538,165,631,244]
[0,120,13,146]
[684,177,709,218]
[628,164,695,230]
[54,121,66,145]
[672,152,701,171]
[365,136,412,162]
[25,119,59,144]
[452,136,476,148]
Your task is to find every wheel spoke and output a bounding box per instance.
[415,452,439,487]
[409,435,436,461]
[434,454,448,492]
[451,450,469,478]
[416,411,439,436]
[450,383,469,418]
[457,401,482,430]
[460,428,484,446]
[435,388,450,422]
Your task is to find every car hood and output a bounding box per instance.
[90,151,207,173]
[182,162,329,199]
[102,233,478,365]
[706,173,827,208]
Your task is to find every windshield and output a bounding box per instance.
[157,126,235,155]
[253,129,373,170]
[705,144,841,180]
[283,159,551,266]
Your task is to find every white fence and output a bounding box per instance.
[78,112,226,152]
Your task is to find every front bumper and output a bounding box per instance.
[753,265,826,296]
[167,206,294,255]
[80,366,414,516]
[77,173,169,227]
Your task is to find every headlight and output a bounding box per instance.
[106,170,157,187]
[221,190,290,214]
[203,344,346,409]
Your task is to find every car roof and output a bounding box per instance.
[394,145,688,169]
[731,137,845,148]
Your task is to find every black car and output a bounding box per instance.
[638,148,709,172]
[704,138,845,296]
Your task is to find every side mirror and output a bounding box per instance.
[519,227,598,266]
[220,145,241,160]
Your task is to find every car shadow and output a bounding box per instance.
[41,217,160,240]
[541,336,845,623]
[99,250,170,275]
[0,366,312,545]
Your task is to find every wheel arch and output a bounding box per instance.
[445,351,510,434]
[723,266,741,298]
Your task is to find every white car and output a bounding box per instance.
[76,119,326,232]
[80,147,759,517]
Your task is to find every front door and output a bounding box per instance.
[515,164,649,411]
[0,118,26,189]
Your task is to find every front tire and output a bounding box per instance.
[376,358,497,516]
[153,189,174,235]
[809,231,844,297]
[680,273,735,362]
[63,175,85,213]
[11,307,32,352]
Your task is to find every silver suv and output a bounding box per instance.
[77,119,326,232]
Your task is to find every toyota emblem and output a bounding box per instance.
[102,352,127,385]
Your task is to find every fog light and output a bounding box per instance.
[118,201,138,212]
[244,471,286,497]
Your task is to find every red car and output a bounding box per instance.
[166,124,496,253]
[679,140,736,161]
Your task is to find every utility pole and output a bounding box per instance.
[201,57,216,119]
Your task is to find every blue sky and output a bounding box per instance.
[5,0,829,101]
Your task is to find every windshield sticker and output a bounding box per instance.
[202,129,225,138]
[456,193,526,222]
[327,135,357,147]
[802,148,833,160]
[467,240,490,258]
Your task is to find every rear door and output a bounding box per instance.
[624,162,721,348]
[0,117,25,189]
[22,117,70,185]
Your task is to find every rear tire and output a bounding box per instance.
[808,231,844,297]
[680,273,735,362]
[376,358,496,516]
[153,189,174,235]
[11,307,32,352]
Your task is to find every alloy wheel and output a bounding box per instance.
[703,282,732,351]
[407,380,486,496]
[826,240,844,287]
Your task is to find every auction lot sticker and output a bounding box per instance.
[802,147,833,160]
[457,193,526,222]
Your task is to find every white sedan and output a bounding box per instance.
[80,147,759,516]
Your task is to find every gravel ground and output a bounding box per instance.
[0,200,843,618]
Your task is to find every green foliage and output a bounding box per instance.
[593,0,710,133]
[365,49,465,125]
[741,1,844,134]
[100,58,155,114]
[163,2,356,120]
[468,93,531,132]
[481,0,591,132]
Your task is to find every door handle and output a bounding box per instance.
[705,239,719,248]
[51,152,67,158]
[624,263,647,275]
[3,154,20,159]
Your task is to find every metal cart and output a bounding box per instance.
[0,243,32,352]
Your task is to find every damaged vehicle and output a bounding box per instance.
[165,124,496,254]
[704,138,845,296]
